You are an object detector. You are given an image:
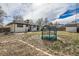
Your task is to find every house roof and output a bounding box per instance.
[7,20,38,26]
[7,22,26,25]
[66,23,79,27]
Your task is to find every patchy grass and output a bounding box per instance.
[22,31,79,55]
[0,31,79,56]
[23,32,41,38]
[57,31,79,40]
[0,33,48,56]
[47,31,79,55]
[57,31,79,46]
[0,40,48,56]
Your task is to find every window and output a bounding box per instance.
[17,24,23,27]
[26,24,30,27]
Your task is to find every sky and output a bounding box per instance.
[0,3,79,24]
[52,3,79,24]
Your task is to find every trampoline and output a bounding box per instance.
[41,25,57,41]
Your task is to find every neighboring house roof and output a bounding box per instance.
[65,23,79,27]
[0,26,10,28]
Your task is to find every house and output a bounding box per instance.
[7,20,39,33]
[0,26,10,33]
[57,26,66,31]
[48,22,66,31]
[66,22,79,33]
[0,23,10,33]
[0,27,10,33]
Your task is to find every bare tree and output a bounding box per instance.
[0,6,6,33]
[30,19,34,25]
[36,18,43,30]
[36,18,43,25]
[0,6,6,25]
[13,15,23,20]
[13,15,24,23]
[43,18,49,25]
[12,15,24,32]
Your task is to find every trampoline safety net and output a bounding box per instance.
[41,25,57,41]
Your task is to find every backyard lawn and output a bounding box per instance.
[0,31,79,56]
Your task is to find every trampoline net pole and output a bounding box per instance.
[42,27,43,39]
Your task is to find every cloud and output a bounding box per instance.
[59,4,79,19]
[0,3,32,24]
[24,3,69,20]
[52,13,79,24]
[0,3,77,24]
[52,3,79,24]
